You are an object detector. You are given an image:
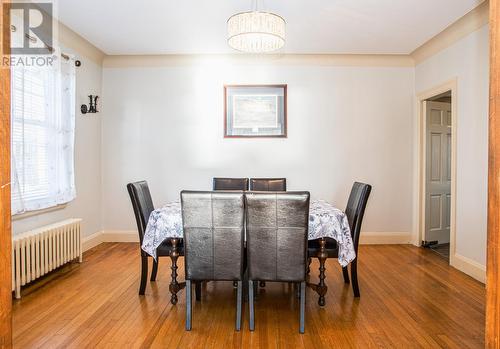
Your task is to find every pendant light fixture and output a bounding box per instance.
[227,1,286,53]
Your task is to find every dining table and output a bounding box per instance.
[141,199,355,306]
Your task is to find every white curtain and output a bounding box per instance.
[11,51,76,215]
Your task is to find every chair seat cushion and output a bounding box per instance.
[156,239,185,257]
[308,238,339,258]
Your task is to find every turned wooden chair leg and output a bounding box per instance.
[150,259,158,281]
[139,256,148,295]
[351,259,360,297]
[195,281,202,301]
[342,265,350,284]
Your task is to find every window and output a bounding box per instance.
[11,54,76,215]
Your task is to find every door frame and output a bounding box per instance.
[487,0,500,345]
[416,78,458,265]
[0,0,12,347]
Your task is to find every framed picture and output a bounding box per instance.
[224,85,287,138]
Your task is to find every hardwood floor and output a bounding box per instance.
[430,243,451,260]
[12,243,485,348]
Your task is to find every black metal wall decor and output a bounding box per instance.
[81,95,99,114]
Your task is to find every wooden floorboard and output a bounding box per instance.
[12,243,485,348]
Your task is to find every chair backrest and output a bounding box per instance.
[249,178,287,191]
[245,191,310,282]
[212,178,249,191]
[181,191,245,281]
[127,181,155,245]
[345,182,372,251]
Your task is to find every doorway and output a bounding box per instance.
[423,92,452,259]
[417,80,457,264]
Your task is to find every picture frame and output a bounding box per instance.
[224,85,287,138]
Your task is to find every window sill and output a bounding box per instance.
[12,204,68,221]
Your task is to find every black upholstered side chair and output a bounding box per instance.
[213,178,249,287]
[249,178,287,289]
[213,177,249,191]
[127,181,185,295]
[246,192,310,334]
[308,182,371,297]
[249,178,287,191]
[181,191,245,331]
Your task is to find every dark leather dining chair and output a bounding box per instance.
[249,178,287,289]
[181,191,245,331]
[246,191,310,333]
[127,181,185,295]
[249,178,287,191]
[308,182,371,297]
[213,178,249,287]
[213,177,249,191]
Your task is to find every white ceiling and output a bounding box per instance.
[54,0,484,55]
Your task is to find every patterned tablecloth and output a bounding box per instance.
[142,199,356,267]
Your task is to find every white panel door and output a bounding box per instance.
[424,101,451,244]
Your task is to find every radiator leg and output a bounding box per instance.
[15,286,21,299]
[79,230,83,263]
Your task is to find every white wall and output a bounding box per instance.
[101,59,415,234]
[9,23,488,280]
[12,54,103,238]
[415,25,489,266]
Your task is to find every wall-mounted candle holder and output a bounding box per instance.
[81,95,99,114]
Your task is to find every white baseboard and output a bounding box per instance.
[82,231,104,252]
[101,230,139,243]
[359,232,412,245]
[451,253,486,283]
[82,230,138,252]
[82,230,485,283]
[83,230,412,252]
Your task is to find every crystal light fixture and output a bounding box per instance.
[227,7,286,53]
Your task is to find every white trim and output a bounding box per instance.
[82,231,103,252]
[411,1,488,64]
[12,203,68,221]
[453,253,486,283]
[84,230,412,249]
[103,54,415,68]
[58,21,105,64]
[359,232,412,245]
[82,229,484,283]
[82,230,139,252]
[101,230,139,242]
[416,79,458,264]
